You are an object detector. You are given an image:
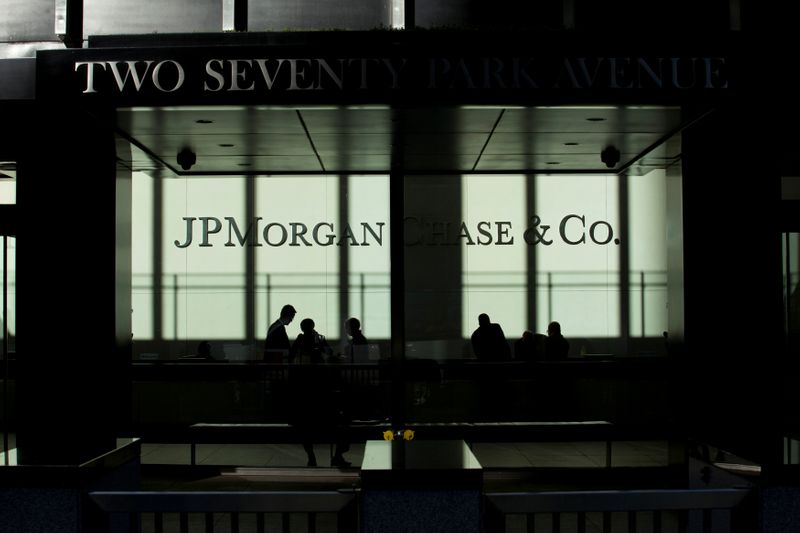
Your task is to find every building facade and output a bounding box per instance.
[1,0,799,531]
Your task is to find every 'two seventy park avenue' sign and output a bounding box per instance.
[173,215,620,248]
[72,56,728,95]
[35,44,732,103]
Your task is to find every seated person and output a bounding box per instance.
[514,330,545,360]
[344,317,368,362]
[197,340,214,360]
[180,340,215,361]
[545,321,570,360]
[471,313,511,361]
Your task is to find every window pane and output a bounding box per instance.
[163,177,247,341]
[254,175,339,345]
[348,175,391,346]
[462,175,527,343]
[536,174,620,343]
[628,169,668,340]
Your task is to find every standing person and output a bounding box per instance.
[290,318,333,364]
[545,321,570,360]
[289,318,351,468]
[264,304,296,363]
[344,317,368,363]
[470,313,511,361]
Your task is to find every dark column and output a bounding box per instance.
[403,175,462,345]
[390,109,406,430]
[16,104,131,464]
[678,104,783,467]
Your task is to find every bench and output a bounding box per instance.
[184,421,388,465]
[404,421,617,466]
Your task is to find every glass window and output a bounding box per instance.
[404,173,639,359]
[628,169,668,340]
[347,175,391,345]
[132,171,391,360]
[462,175,527,343]
[535,174,620,344]
[254,175,340,346]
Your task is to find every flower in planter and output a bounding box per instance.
[383,430,395,441]
[403,429,415,441]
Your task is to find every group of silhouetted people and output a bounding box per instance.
[264,304,368,366]
[194,307,566,468]
[471,313,570,361]
[264,304,369,468]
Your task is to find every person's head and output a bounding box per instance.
[478,313,490,327]
[300,318,315,334]
[547,321,562,336]
[345,317,361,336]
[280,304,297,324]
[521,330,534,342]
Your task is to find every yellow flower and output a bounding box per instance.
[382,430,395,441]
[403,429,415,441]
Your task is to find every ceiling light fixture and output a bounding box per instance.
[196,119,213,124]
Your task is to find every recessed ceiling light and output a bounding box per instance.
[564,142,579,146]
[196,119,213,124]
[219,143,234,148]
[237,163,251,167]
[586,117,606,122]
[546,162,560,165]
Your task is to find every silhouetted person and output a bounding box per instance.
[289,318,350,468]
[514,330,545,360]
[471,313,511,361]
[179,340,215,361]
[545,321,570,360]
[196,340,214,360]
[265,304,296,362]
[344,317,368,363]
[290,318,333,364]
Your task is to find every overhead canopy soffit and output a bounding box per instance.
[117,105,683,176]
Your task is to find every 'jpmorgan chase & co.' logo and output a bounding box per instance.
[174,215,618,248]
